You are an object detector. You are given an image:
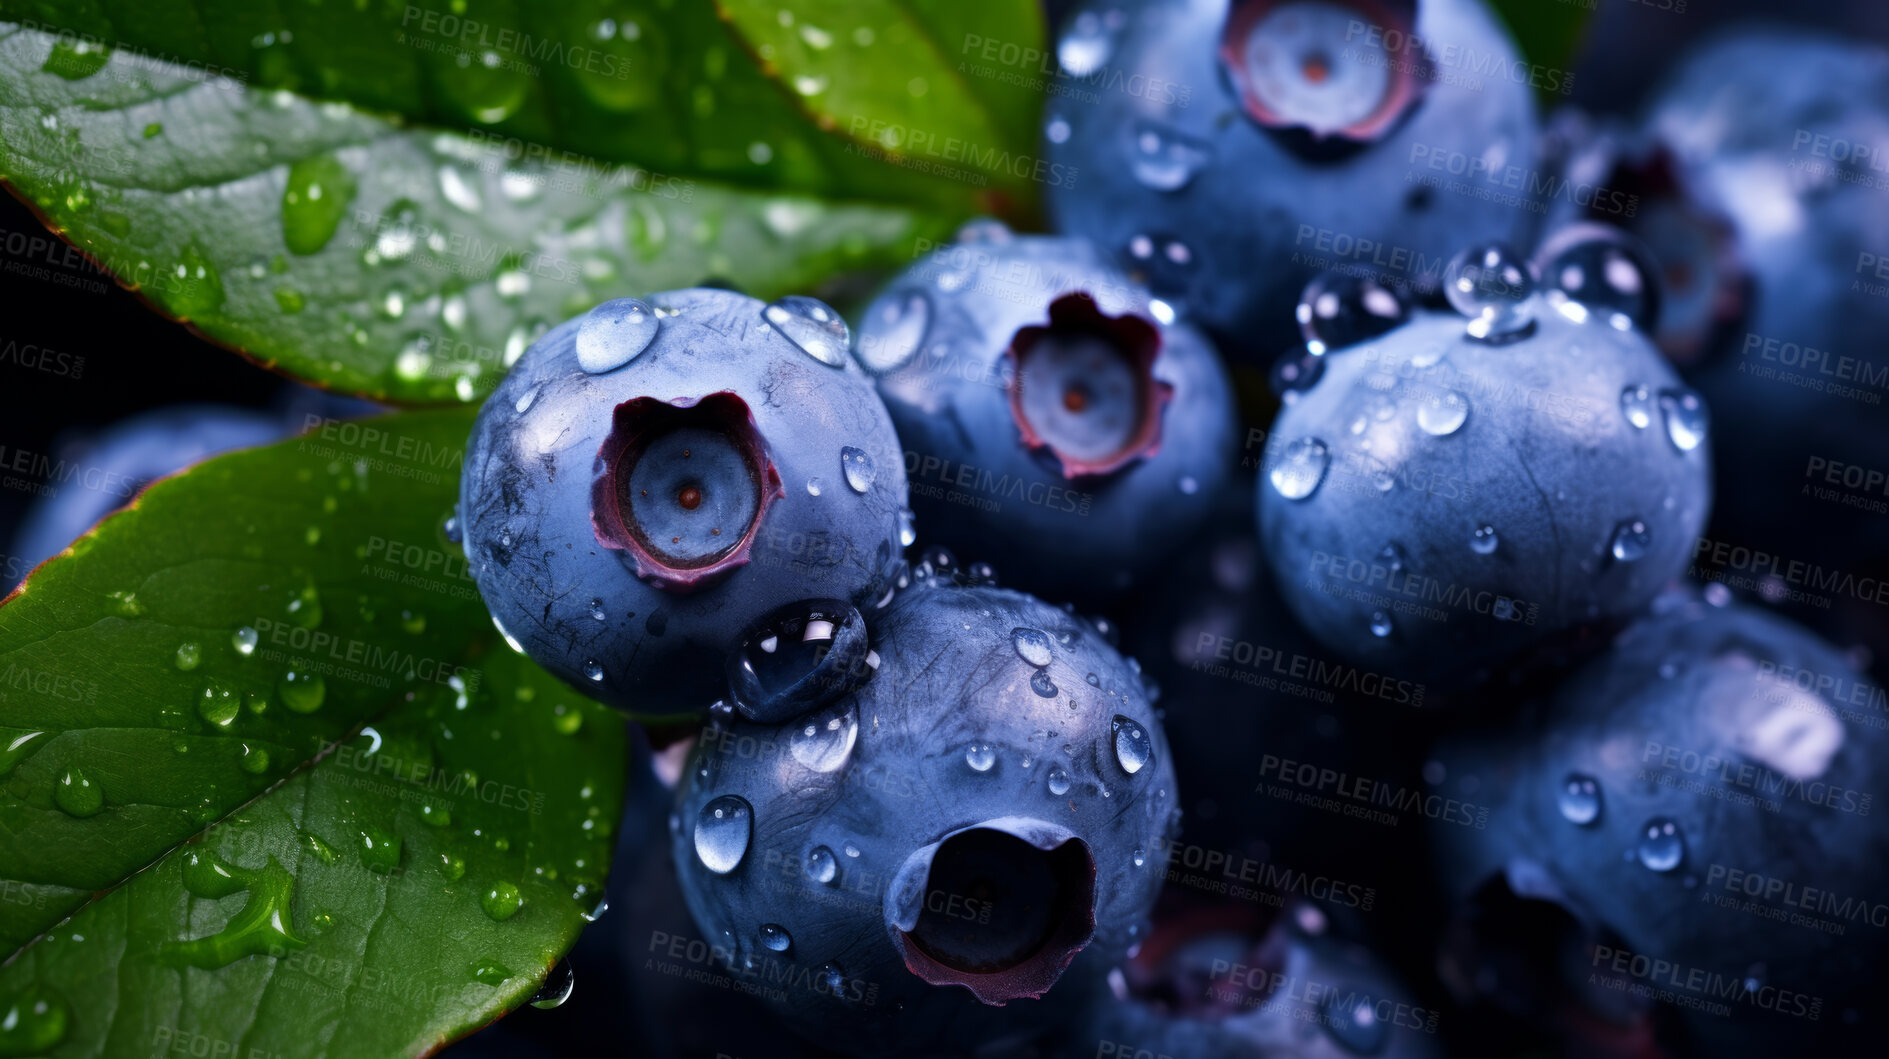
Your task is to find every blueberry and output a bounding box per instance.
[1425,587,1889,1056]
[669,577,1177,1055]
[1043,0,1540,357]
[5,404,285,592]
[860,230,1238,604]
[1257,276,1713,687]
[1628,28,1889,607]
[1048,897,1442,1057]
[459,289,909,717]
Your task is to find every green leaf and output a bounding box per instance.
[1485,0,1594,103]
[0,11,975,403]
[0,409,628,1054]
[715,0,1047,208]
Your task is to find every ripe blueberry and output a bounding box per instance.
[859,229,1237,605]
[460,289,909,717]
[1258,254,1713,687]
[1042,0,1540,356]
[670,577,1177,1055]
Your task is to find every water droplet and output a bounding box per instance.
[529,959,575,1009]
[1369,611,1393,638]
[1637,818,1684,872]
[482,881,524,921]
[197,681,240,728]
[1559,774,1602,826]
[54,766,103,817]
[419,803,453,827]
[584,659,605,682]
[1012,628,1054,667]
[1129,122,1212,192]
[174,643,201,670]
[1269,438,1330,501]
[819,963,847,997]
[239,743,270,774]
[441,853,467,880]
[1658,388,1709,452]
[761,924,792,953]
[472,961,513,985]
[1538,224,1658,332]
[1445,244,1537,341]
[965,743,996,772]
[1470,525,1499,556]
[0,986,69,1053]
[840,447,876,493]
[1122,232,1195,296]
[1031,671,1059,697]
[278,670,326,713]
[1045,115,1071,144]
[858,291,931,373]
[1058,10,1116,76]
[898,509,918,547]
[1047,767,1072,796]
[806,846,839,885]
[1132,848,1146,868]
[1321,989,1389,1054]
[806,477,823,497]
[790,703,859,773]
[1296,271,1409,354]
[43,37,111,79]
[695,795,753,875]
[843,843,861,859]
[359,826,402,873]
[575,298,659,373]
[1417,390,1470,436]
[1610,519,1651,562]
[763,296,850,367]
[437,165,483,212]
[281,154,356,256]
[1378,543,1407,573]
[1112,717,1154,775]
[1620,385,1653,429]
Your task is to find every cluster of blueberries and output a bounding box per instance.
[447,2,1889,1057]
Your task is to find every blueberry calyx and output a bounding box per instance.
[885,816,1098,1007]
[1006,293,1173,479]
[590,391,785,593]
[1218,0,1431,145]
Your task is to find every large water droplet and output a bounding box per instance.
[0,985,69,1054]
[278,670,326,713]
[806,846,839,885]
[359,826,403,874]
[1369,611,1393,638]
[1445,244,1537,342]
[1559,773,1601,826]
[1111,717,1153,775]
[482,881,524,920]
[694,795,753,875]
[1470,524,1499,555]
[763,296,850,367]
[54,766,103,817]
[1620,385,1653,429]
[1416,390,1470,436]
[1296,271,1408,355]
[1129,122,1212,192]
[1637,818,1684,872]
[1047,767,1072,796]
[232,626,259,657]
[1057,10,1116,76]
[1269,438,1330,501]
[1012,627,1054,667]
[858,291,931,373]
[965,743,996,772]
[1321,989,1390,1054]
[1538,224,1658,332]
[281,154,356,256]
[1658,388,1708,452]
[840,447,876,493]
[1610,519,1650,562]
[789,703,859,773]
[197,681,240,728]
[761,923,793,953]
[575,298,659,373]
[530,959,575,1009]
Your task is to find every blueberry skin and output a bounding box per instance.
[1425,588,1889,1057]
[861,233,1238,605]
[1636,28,1889,582]
[1257,306,1713,688]
[669,579,1177,1057]
[1043,0,1539,358]
[5,405,284,592]
[460,289,909,717]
